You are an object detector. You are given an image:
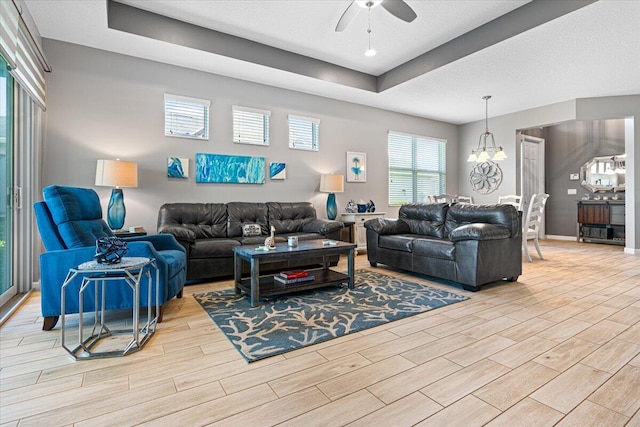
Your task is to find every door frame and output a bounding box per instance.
[518,132,546,235]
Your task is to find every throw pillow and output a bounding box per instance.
[242,223,262,237]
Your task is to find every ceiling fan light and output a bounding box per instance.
[365,48,377,56]
[356,0,383,9]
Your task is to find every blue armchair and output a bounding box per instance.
[34,185,187,330]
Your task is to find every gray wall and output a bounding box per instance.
[459,95,639,253]
[42,40,458,233]
[539,119,625,236]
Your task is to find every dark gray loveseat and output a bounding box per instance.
[158,202,343,281]
[365,203,522,291]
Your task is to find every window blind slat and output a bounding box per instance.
[164,94,210,140]
[233,106,270,146]
[288,115,319,151]
[388,131,446,205]
[0,0,19,68]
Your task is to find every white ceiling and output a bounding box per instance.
[25,0,640,124]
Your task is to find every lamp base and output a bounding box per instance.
[326,192,337,220]
[107,188,126,231]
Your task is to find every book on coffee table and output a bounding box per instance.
[274,274,315,285]
[278,270,308,279]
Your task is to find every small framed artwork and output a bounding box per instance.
[168,157,189,178]
[346,151,366,182]
[270,162,286,180]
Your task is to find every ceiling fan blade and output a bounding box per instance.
[381,0,417,23]
[335,1,361,32]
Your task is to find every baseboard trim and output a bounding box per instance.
[624,247,639,255]
[545,235,576,241]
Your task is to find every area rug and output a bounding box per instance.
[194,269,468,362]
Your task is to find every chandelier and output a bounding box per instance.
[467,96,507,162]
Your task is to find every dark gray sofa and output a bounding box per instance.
[365,203,522,291]
[158,201,343,281]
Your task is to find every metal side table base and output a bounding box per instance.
[60,257,159,360]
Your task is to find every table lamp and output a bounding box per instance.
[95,159,138,230]
[320,174,344,220]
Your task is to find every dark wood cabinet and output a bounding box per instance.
[577,201,625,245]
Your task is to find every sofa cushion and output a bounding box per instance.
[445,204,520,237]
[190,238,241,259]
[412,238,455,260]
[157,203,228,238]
[378,235,415,253]
[399,203,449,238]
[266,202,315,233]
[227,202,269,238]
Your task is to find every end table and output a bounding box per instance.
[60,257,159,360]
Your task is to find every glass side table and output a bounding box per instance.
[60,257,159,360]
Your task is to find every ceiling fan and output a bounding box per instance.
[335,0,417,32]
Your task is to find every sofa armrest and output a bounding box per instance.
[449,223,511,242]
[158,225,197,245]
[302,219,343,235]
[364,218,410,235]
[124,233,187,254]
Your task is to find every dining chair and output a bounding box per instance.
[428,194,457,203]
[456,195,474,204]
[498,194,523,210]
[523,193,550,262]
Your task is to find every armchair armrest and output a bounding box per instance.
[124,233,186,254]
[157,225,197,245]
[302,219,343,235]
[449,223,511,242]
[364,218,410,235]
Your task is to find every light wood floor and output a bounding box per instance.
[1,240,639,426]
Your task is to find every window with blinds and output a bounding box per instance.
[288,114,319,151]
[164,94,210,140]
[233,105,270,146]
[388,131,446,205]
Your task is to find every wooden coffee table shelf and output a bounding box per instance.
[233,240,356,306]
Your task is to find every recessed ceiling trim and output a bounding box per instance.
[106,0,378,92]
[377,0,598,92]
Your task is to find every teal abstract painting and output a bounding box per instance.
[270,162,286,180]
[168,157,188,178]
[195,153,265,184]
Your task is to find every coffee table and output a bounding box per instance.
[233,240,356,307]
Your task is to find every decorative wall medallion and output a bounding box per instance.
[469,161,503,194]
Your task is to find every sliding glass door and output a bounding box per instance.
[0,54,14,305]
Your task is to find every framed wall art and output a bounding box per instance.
[346,151,366,182]
[167,157,189,178]
[269,162,286,180]
[195,153,265,184]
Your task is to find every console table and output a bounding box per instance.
[577,200,625,245]
[341,212,386,253]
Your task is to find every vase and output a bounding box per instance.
[327,193,338,220]
[107,188,126,230]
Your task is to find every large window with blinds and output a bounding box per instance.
[388,131,446,205]
[164,94,210,140]
[288,114,319,151]
[233,105,270,146]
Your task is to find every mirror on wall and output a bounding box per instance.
[580,154,626,193]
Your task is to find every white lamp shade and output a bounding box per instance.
[320,174,344,193]
[95,159,138,188]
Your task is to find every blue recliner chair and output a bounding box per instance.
[34,185,187,330]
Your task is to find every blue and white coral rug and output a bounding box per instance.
[194,269,468,362]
